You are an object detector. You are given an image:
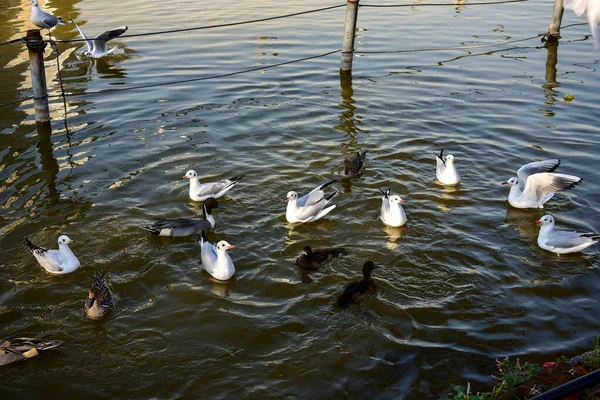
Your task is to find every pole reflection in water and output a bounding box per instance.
[541,40,560,115]
[35,121,60,202]
[338,70,366,193]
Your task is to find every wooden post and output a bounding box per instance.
[341,0,360,71]
[25,30,50,123]
[547,0,564,39]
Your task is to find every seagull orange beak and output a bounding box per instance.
[181,175,187,180]
[284,197,289,201]
[400,199,406,203]
[227,245,236,249]
[502,181,508,185]
[534,220,542,225]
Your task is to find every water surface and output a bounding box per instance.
[1,0,600,398]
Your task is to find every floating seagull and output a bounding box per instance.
[502,159,582,209]
[295,245,347,270]
[182,170,245,202]
[380,188,407,227]
[199,230,235,281]
[30,0,65,32]
[564,0,600,51]
[285,180,338,223]
[140,198,225,237]
[340,151,367,178]
[435,149,461,185]
[69,18,128,59]
[0,337,63,366]
[335,261,382,308]
[84,272,116,320]
[535,215,600,254]
[25,235,80,274]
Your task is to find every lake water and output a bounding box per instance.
[1,0,600,398]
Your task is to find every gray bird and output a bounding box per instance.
[340,151,367,178]
[30,0,65,32]
[0,337,62,366]
[140,197,225,237]
[84,272,116,320]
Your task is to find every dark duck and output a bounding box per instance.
[340,151,367,178]
[335,261,382,308]
[295,245,347,270]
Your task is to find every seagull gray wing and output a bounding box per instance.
[524,172,582,201]
[195,179,234,199]
[295,198,328,221]
[545,230,597,249]
[517,159,560,192]
[297,190,325,208]
[70,18,93,53]
[41,13,62,29]
[93,26,128,54]
[201,241,218,267]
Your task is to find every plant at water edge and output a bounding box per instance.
[439,358,541,400]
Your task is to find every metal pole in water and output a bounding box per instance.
[547,0,564,40]
[25,30,50,123]
[341,0,360,72]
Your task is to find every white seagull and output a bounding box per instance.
[535,215,600,254]
[30,0,65,32]
[182,170,245,202]
[564,0,600,51]
[502,159,582,209]
[199,230,236,281]
[70,18,128,59]
[435,149,461,185]
[25,235,80,274]
[379,188,407,227]
[285,180,338,223]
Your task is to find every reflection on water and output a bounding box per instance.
[382,224,406,251]
[542,41,560,108]
[35,121,60,202]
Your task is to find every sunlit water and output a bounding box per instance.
[1,0,600,398]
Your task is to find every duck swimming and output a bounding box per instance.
[340,151,367,178]
[84,272,116,320]
[0,337,62,366]
[140,197,225,237]
[335,261,382,308]
[295,245,347,270]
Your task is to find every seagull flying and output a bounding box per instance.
[70,18,128,58]
[502,159,582,209]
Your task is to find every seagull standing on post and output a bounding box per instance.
[30,0,65,38]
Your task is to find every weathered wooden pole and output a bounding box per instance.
[25,30,50,123]
[341,0,360,72]
[547,0,564,39]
